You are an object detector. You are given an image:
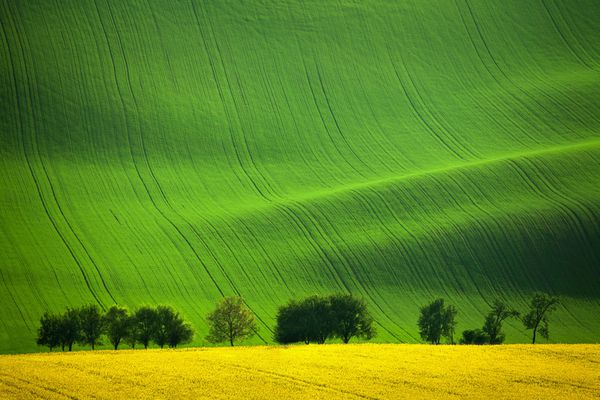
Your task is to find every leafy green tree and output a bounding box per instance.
[103,305,129,350]
[460,329,489,345]
[167,319,194,348]
[59,307,82,351]
[124,314,137,349]
[78,305,104,350]
[132,306,158,349]
[152,305,193,348]
[206,296,257,346]
[301,295,333,344]
[482,300,520,344]
[274,300,306,344]
[442,304,458,344]
[523,293,560,344]
[418,299,457,344]
[36,312,61,351]
[329,294,375,343]
[154,305,174,348]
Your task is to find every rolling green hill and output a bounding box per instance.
[1,0,599,353]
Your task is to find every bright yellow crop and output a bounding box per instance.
[0,344,598,399]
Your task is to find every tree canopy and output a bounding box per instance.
[206,296,257,346]
[418,299,457,345]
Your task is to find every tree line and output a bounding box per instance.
[418,293,560,345]
[37,305,194,351]
[37,292,560,351]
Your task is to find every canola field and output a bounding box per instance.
[0,344,599,399]
[1,0,600,353]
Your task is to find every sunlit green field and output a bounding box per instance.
[1,0,599,353]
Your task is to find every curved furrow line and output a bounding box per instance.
[457,0,568,141]
[289,199,406,341]
[540,0,596,70]
[2,3,106,309]
[361,186,447,302]
[446,170,536,308]
[503,159,593,295]
[313,63,379,175]
[385,45,466,160]
[550,0,600,63]
[424,174,511,314]
[298,50,368,179]
[94,0,225,308]
[255,58,330,190]
[507,158,595,261]
[270,56,337,188]
[463,0,594,139]
[523,155,600,240]
[517,157,599,269]
[377,179,490,311]
[145,0,179,90]
[170,216,271,342]
[190,0,270,198]
[22,27,119,307]
[343,5,414,172]
[342,187,437,341]
[200,2,280,199]
[0,9,68,309]
[216,212,295,298]
[393,46,479,160]
[451,0,540,146]
[276,204,353,293]
[293,0,369,178]
[0,269,32,332]
[502,160,598,334]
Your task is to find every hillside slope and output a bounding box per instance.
[1,0,599,352]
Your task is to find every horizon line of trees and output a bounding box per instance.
[418,293,561,345]
[37,292,561,351]
[37,304,194,351]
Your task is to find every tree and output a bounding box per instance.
[78,305,104,350]
[442,304,458,344]
[482,300,520,344]
[274,300,306,344]
[328,294,375,343]
[418,299,457,344]
[132,306,158,349]
[154,305,174,348]
[124,314,137,349]
[460,329,489,345]
[103,305,129,350]
[522,293,560,344]
[59,307,81,352]
[206,296,257,346]
[300,295,334,344]
[167,320,194,348]
[36,312,61,351]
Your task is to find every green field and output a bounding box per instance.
[1,0,599,353]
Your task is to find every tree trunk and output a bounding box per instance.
[532,325,537,344]
[91,343,95,350]
[230,338,234,347]
[68,343,72,352]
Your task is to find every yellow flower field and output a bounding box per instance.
[0,344,598,399]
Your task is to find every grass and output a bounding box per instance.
[0,0,599,353]
[0,344,599,399]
